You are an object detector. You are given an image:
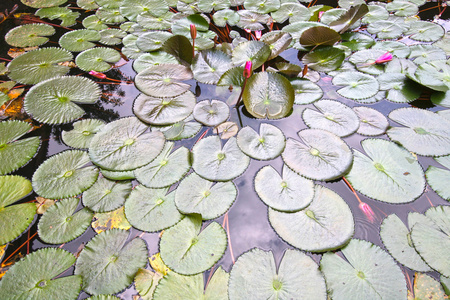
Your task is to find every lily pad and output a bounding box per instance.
[339,32,375,51]
[426,164,450,201]
[59,29,101,52]
[136,31,173,52]
[162,35,193,65]
[232,41,271,70]
[255,164,314,212]
[0,120,40,175]
[75,229,148,295]
[82,177,132,212]
[155,115,202,141]
[96,7,126,24]
[24,76,101,124]
[192,49,232,84]
[244,0,280,14]
[91,206,131,234]
[0,248,81,300]
[137,11,174,30]
[0,175,35,245]
[302,46,345,72]
[353,106,389,136]
[378,72,421,103]
[320,239,407,300]
[38,197,93,244]
[271,2,310,23]
[133,52,179,73]
[175,172,237,220]
[124,185,183,232]
[89,117,165,171]
[192,135,250,181]
[212,9,240,27]
[349,49,387,75]
[160,214,227,275]
[282,129,353,181]
[82,15,108,30]
[300,26,341,47]
[5,24,55,48]
[135,64,193,98]
[7,47,73,84]
[302,99,359,137]
[134,142,191,188]
[35,7,79,27]
[236,10,270,31]
[61,119,106,149]
[332,71,379,100]
[408,273,447,300]
[386,0,418,17]
[217,66,245,87]
[412,60,450,92]
[387,107,450,156]
[100,168,135,181]
[133,91,196,125]
[193,99,230,126]
[290,78,323,105]
[236,123,285,160]
[367,19,406,39]
[372,40,410,58]
[75,47,121,72]
[21,0,68,8]
[346,138,425,203]
[406,21,445,42]
[120,0,169,21]
[229,248,326,299]
[329,4,369,33]
[269,184,354,252]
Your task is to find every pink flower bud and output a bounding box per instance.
[190,24,197,40]
[255,30,262,40]
[318,11,324,21]
[243,61,252,79]
[244,28,251,33]
[375,52,393,64]
[359,202,375,223]
[89,70,106,79]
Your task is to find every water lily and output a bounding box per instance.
[374,52,393,64]
[318,11,324,21]
[89,70,106,79]
[190,24,197,57]
[243,61,252,79]
[255,30,262,40]
[359,202,376,223]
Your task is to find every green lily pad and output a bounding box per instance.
[289,78,323,105]
[271,2,310,23]
[59,29,101,52]
[259,31,292,60]
[136,31,173,52]
[282,129,352,181]
[101,168,135,181]
[134,142,191,188]
[217,66,245,87]
[0,175,35,245]
[339,32,375,51]
[75,47,121,72]
[135,64,193,98]
[426,164,450,201]
[302,46,345,72]
[133,91,196,126]
[236,123,285,160]
[320,239,407,300]
[95,0,123,8]
[408,273,447,300]
[162,35,193,65]
[244,0,280,14]
[269,184,354,252]
[35,7,80,27]
[329,4,368,33]
[255,164,314,212]
[21,0,68,8]
[379,214,432,272]
[98,29,126,45]
[212,9,240,27]
[192,49,232,84]
[302,99,359,137]
[371,41,410,58]
[175,172,237,220]
[75,229,148,295]
[138,11,173,30]
[412,60,450,92]
[353,106,389,136]
[386,0,418,17]
[78,0,99,10]
[378,72,421,103]
[32,150,99,199]
[120,0,169,21]
[159,214,227,275]
[90,116,165,170]
[387,107,450,156]
[61,119,106,149]
[300,26,341,47]
[349,49,387,75]
[229,248,326,299]
[125,185,183,232]
[406,21,445,42]
[192,136,250,181]
[332,71,379,100]
[0,120,40,175]
[134,268,162,300]
[82,177,132,212]
[243,72,294,119]
[133,52,179,73]
[193,99,230,126]
[0,248,81,299]
[431,90,450,108]
[5,24,55,48]
[154,115,202,141]
[346,138,425,203]
[82,15,109,30]
[408,44,446,65]
[96,7,126,24]
[198,0,231,13]
[232,40,270,70]
[361,4,389,23]
[7,47,73,85]
[411,206,450,277]
[236,10,270,31]
[367,19,406,39]
[24,76,101,124]
[38,197,93,244]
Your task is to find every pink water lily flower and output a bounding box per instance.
[375,52,393,64]
[243,61,252,79]
[89,70,107,79]
[190,24,197,40]
[359,202,376,223]
[318,11,324,21]
[255,30,262,40]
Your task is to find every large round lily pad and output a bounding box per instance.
[193,99,230,127]
[236,123,286,160]
[5,23,55,47]
[332,71,379,100]
[75,47,121,72]
[75,229,148,295]
[82,177,132,212]
[269,185,354,252]
[59,29,101,52]
[353,106,389,136]
[61,119,106,149]
[192,49,233,84]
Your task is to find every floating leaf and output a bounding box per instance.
[38,197,93,244]
[21,0,68,8]
[367,19,406,39]
[155,115,202,141]
[159,214,227,275]
[75,47,121,72]
[408,44,446,65]
[282,129,352,181]
[24,76,101,124]
[283,21,326,39]
[426,165,450,201]
[232,41,270,70]
[408,273,447,300]
[91,206,131,234]
[192,136,250,181]
[35,7,79,27]
[320,239,407,300]
[0,120,40,175]
[378,72,421,103]
[5,24,55,48]
[7,48,72,85]
[133,52,179,73]
[349,49,387,75]
[120,0,169,21]
[75,229,148,295]
[212,9,240,27]
[329,4,369,33]
[0,175,35,245]
[61,119,105,149]
[387,107,450,156]
[353,106,389,136]
[136,31,173,52]
[302,46,345,72]
[134,142,191,188]
[332,71,379,100]
[407,21,444,42]
[0,248,81,299]
[412,61,450,92]
[162,35,193,65]
[339,32,375,51]
[372,40,410,58]
[135,64,193,98]
[217,66,245,87]
[244,0,280,14]
[77,0,99,10]
[236,10,270,31]
[300,26,341,47]
[125,185,182,232]
[229,248,326,299]
[302,99,359,137]
[89,117,165,171]
[59,29,101,52]
[290,78,323,105]
[82,15,108,30]
[96,7,126,24]
[82,177,132,213]
[134,268,163,300]
[32,150,99,199]
[271,2,310,23]
[192,49,232,84]
[236,123,285,160]
[138,11,173,30]
[214,121,239,139]
[193,99,229,127]
[175,172,237,220]
[100,168,135,181]
[255,164,314,212]
[346,138,425,203]
[386,1,418,17]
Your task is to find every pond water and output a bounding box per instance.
[1,0,450,299]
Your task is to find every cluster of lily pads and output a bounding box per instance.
[0,0,450,298]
